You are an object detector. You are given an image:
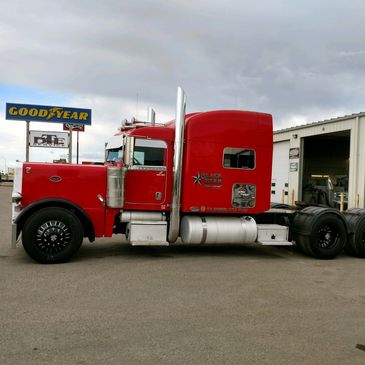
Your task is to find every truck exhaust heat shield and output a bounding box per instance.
[168,87,186,243]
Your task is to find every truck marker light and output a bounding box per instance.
[97,194,106,206]
[12,192,22,204]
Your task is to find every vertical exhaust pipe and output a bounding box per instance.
[147,107,156,125]
[168,87,186,243]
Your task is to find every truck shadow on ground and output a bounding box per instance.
[73,241,300,262]
[12,242,301,265]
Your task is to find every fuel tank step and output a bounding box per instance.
[256,224,292,246]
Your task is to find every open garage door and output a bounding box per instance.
[302,131,350,208]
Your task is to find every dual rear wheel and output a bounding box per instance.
[344,209,365,258]
[293,207,348,259]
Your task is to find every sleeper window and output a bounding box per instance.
[223,148,255,169]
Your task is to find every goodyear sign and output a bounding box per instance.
[5,103,92,125]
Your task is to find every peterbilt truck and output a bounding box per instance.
[11,88,365,263]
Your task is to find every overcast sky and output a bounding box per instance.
[1,0,365,170]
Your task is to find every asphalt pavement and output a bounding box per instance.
[0,182,364,364]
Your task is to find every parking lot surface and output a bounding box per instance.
[0,183,364,364]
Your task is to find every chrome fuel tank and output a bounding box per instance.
[180,216,257,244]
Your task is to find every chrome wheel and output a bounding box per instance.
[36,220,72,254]
[22,207,83,264]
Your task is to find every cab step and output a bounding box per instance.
[126,220,169,246]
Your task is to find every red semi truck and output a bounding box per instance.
[11,88,365,263]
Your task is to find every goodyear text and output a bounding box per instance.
[5,103,92,125]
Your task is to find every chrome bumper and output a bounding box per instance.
[11,223,17,249]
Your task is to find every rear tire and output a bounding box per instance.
[292,207,347,259]
[308,214,347,259]
[344,209,365,258]
[351,223,365,257]
[22,207,83,264]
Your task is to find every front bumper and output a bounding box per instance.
[11,223,17,249]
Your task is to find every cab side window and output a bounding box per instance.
[134,139,167,166]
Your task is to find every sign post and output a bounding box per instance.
[26,121,30,162]
[63,124,85,164]
[77,130,79,164]
[68,125,73,164]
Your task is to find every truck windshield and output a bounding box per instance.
[106,148,123,162]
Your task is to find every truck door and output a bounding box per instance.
[124,138,168,207]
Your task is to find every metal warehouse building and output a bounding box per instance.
[272,112,365,209]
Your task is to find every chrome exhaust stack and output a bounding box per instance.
[147,107,156,125]
[168,87,186,243]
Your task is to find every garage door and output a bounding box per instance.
[272,140,290,203]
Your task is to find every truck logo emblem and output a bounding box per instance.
[192,172,223,187]
[49,176,62,183]
[192,173,203,185]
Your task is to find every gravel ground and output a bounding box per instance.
[0,182,364,364]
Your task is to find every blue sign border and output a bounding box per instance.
[5,103,92,125]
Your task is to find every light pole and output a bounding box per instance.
[0,157,6,174]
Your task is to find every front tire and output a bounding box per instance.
[22,207,83,264]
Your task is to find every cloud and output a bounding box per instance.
[1,0,365,164]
